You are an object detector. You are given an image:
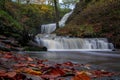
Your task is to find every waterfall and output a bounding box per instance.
[41,11,73,34]
[35,10,114,51]
[59,11,73,27]
[41,23,56,34]
[35,36,114,51]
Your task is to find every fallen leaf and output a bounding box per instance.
[4,54,13,59]
[50,68,65,76]
[23,68,42,75]
[41,74,60,79]
[15,73,27,80]
[27,70,42,75]
[6,71,16,78]
[72,71,91,80]
[63,62,74,66]
[91,70,115,78]
[14,63,28,67]
[27,57,33,61]
[0,70,6,77]
[29,64,36,67]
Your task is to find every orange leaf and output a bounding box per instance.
[29,64,36,67]
[72,72,91,80]
[27,57,33,61]
[47,67,65,76]
[28,70,42,75]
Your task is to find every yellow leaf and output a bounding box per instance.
[23,68,42,75]
[28,70,42,75]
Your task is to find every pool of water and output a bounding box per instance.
[25,51,120,72]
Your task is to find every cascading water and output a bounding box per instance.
[59,11,73,27]
[41,11,73,34]
[41,23,56,34]
[36,11,114,51]
[35,36,114,51]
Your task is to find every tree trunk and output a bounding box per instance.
[17,0,20,4]
[53,0,59,28]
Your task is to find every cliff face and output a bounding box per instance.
[56,0,120,48]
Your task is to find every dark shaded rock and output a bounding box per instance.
[25,40,47,51]
[0,35,22,51]
[10,47,23,51]
[42,47,47,51]
[1,40,19,47]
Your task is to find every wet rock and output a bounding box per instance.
[10,47,23,51]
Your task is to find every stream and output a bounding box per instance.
[25,51,120,72]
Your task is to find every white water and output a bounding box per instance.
[41,23,56,34]
[35,37,114,51]
[59,11,73,27]
[41,11,73,34]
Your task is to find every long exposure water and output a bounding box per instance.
[26,51,120,72]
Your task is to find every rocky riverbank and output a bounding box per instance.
[0,35,47,52]
[0,35,23,51]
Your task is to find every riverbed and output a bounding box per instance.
[24,51,120,72]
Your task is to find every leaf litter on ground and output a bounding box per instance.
[0,51,120,80]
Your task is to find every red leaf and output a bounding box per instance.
[6,72,17,78]
[0,70,6,77]
[91,70,115,78]
[41,74,60,79]
[4,54,13,59]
